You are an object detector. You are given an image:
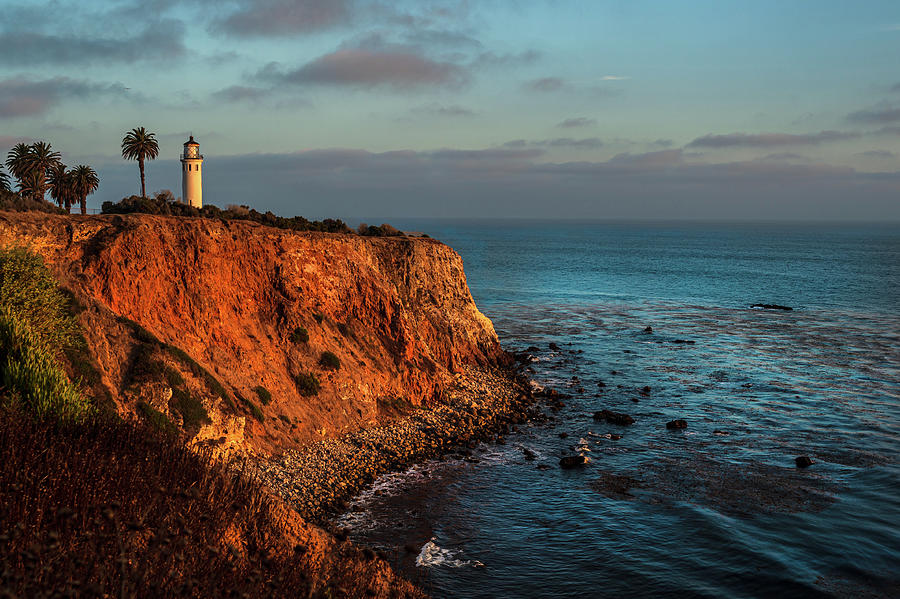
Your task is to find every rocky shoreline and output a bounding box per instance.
[252,366,542,525]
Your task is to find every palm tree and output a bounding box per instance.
[71,165,99,215]
[23,141,61,201]
[121,127,158,197]
[5,142,32,186]
[48,162,72,210]
[0,166,9,192]
[17,169,41,200]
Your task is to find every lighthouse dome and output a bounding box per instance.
[184,135,199,146]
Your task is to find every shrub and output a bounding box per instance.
[319,351,341,371]
[0,188,67,214]
[136,400,177,435]
[101,197,351,233]
[165,366,185,389]
[290,327,309,343]
[312,312,324,324]
[0,247,78,350]
[295,372,320,397]
[163,343,234,410]
[278,414,291,426]
[236,392,264,422]
[170,387,210,429]
[0,308,92,423]
[253,385,272,406]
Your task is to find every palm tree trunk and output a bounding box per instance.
[139,158,146,197]
[80,195,86,215]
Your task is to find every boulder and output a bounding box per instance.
[795,456,813,468]
[751,303,793,311]
[559,455,588,468]
[593,410,635,426]
[666,419,688,430]
[643,326,653,334]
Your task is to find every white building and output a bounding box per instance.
[180,136,203,208]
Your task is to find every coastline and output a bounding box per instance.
[253,366,541,526]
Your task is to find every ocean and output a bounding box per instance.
[338,221,900,598]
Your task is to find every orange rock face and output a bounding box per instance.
[0,212,508,453]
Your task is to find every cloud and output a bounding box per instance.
[847,105,900,124]
[214,0,351,36]
[0,22,186,66]
[755,152,810,162]
[503,138,603,149]
[687,130,861,148]
[211,85,268,103]
[411,103,476,117]
[92,146,899,222]
[557,117,596,129]
[473,50,541,68]
[0,77,129,119]
[600,75,630,80]
[856,149,896,159]
[524,77,565,92]
[257,45,469,90]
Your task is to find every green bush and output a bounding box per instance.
[290,327,309,343]
[101,196,352,233]
[136,400,177,435]
[170,387,210,428]
[0,247,78,350]
[295,372,320,397]
[0,309,92,423]
[163,343,234,410]
[165,366,185,389]
[312,312,324,324]
[0,189,67,214]
[253,385,272,405]
[319,351,341,371]
[236,392,264,422]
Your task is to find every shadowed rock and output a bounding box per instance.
[795,456,813,468]
[593,410,634,425]
[666,419,687,430]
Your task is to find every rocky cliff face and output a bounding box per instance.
[0,212,507,453]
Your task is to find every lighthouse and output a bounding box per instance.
[180,135,203,208]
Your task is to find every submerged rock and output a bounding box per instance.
[559,455,589,468]
[795,456,814,468]
[666,419,688,430]
[643,326,653,334]
[593,410,635,426]
[672,339,696,345]
[549,342,561,351]
[751,303,793,311]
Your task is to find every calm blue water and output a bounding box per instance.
[340,222,900,598]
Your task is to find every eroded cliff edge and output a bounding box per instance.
[0,211,509,454]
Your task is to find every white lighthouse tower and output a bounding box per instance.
[180,135,203,208]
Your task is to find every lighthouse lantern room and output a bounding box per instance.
[181,135,203,208]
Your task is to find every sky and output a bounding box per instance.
[1,0,899,221]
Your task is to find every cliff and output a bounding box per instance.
[0,211,508,454]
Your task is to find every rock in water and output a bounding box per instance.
[666,419,688,430]
[549,342,561,351]
[593,410,635,426]
[559,455,588,468]
[750,303,793,311]
[643,326,653,334]
[795,456,814,468]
